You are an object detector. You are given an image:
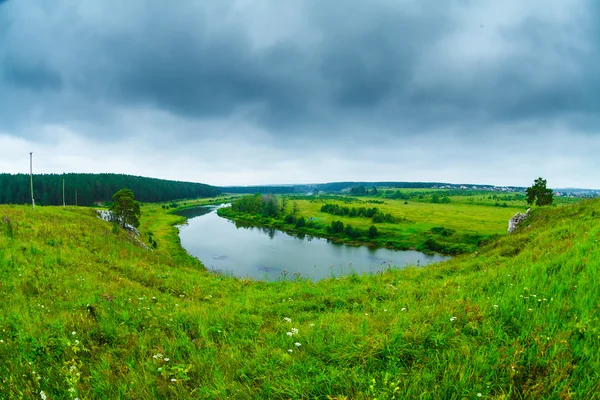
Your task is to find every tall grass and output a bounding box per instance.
[0,200,598,399]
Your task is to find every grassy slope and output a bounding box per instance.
[0,200,599,399]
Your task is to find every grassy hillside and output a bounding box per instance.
[0,200,599,399]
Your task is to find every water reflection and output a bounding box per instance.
[175,206,449,281]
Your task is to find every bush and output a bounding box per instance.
[295,216,306,228]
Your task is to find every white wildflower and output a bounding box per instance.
[40,391,47,400]
[171,378,177,382]
[72,331,76,336]
[493,305,499,309]
[295,342,301,347]
[164,358,169,362]
[291,328,298,335]
[286,332,293,336]
[288,349,293,353]
[450,316,457,322]
[283,317,291,323]
[401,308,407,312]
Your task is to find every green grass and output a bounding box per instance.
[0,199,599,399]
[220,192,533,254]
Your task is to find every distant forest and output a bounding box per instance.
[0,173,220,206]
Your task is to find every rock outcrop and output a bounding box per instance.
[96,209,141,237]
[508,208,530,234]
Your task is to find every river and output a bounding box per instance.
[175,205,449,281]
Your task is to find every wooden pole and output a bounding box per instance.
[29,152,35,210]
[63,178,66,207]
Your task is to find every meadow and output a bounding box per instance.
[0,196,598,399]
[218,190,544,254]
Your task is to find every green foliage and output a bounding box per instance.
[1,199,599,398]
[0,173,220,206]
[231,194,280,218]
[526,177,554,206]
[328,220,345,234]
[109,188,141,228]
[368,225,379,238]
[1,215,15,238]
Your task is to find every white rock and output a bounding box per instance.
[508,208,530,234]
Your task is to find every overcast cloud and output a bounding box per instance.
[0,0,598,187]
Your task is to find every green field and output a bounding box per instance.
[0,197,599,398]
[219,190,542,254]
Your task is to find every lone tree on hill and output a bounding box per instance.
[526,177,553,206]
[110,188,141,228]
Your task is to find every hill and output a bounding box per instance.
[0,173,220,206]
[0,200,598,398]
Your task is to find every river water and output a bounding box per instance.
[176,205,449,281]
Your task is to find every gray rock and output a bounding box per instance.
[508,208,530,234]
[96,209,140,237]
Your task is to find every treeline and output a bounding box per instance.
[230,194,281,218]
[222,186,296,194]
[0,173,220,206]
[320,203,399,223]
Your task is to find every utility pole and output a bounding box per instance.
[63,178,66,207]
[29,152,35,210]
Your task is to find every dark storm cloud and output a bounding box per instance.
[0,0,598,141]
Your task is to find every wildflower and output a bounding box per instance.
[171,378,177,382]
[477,394,482,398]
[288,349,293,353]
[295,342,301,347]
[450,317,457,322]
[40,391,47,400]
[164,358,170,362]
[291,328,298,335]
[493,305,499,309]
[365,313,369,316]
[283,317,291,323]
[72,331,76,336]
[286,332,293,336]
[384,309,388,312]
[401,308,407,312]
[309,323,315,327]
[0,339,3,343]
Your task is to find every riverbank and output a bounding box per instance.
[177,205,448,281]
[1,200,599,398]
[217,205,489,255]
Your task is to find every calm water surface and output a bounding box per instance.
[176,205,449,281]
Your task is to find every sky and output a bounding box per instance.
[0,0,598,188]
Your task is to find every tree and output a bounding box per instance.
[110,188,141,228]
[368,225,379,238]
[526,177,553,206]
